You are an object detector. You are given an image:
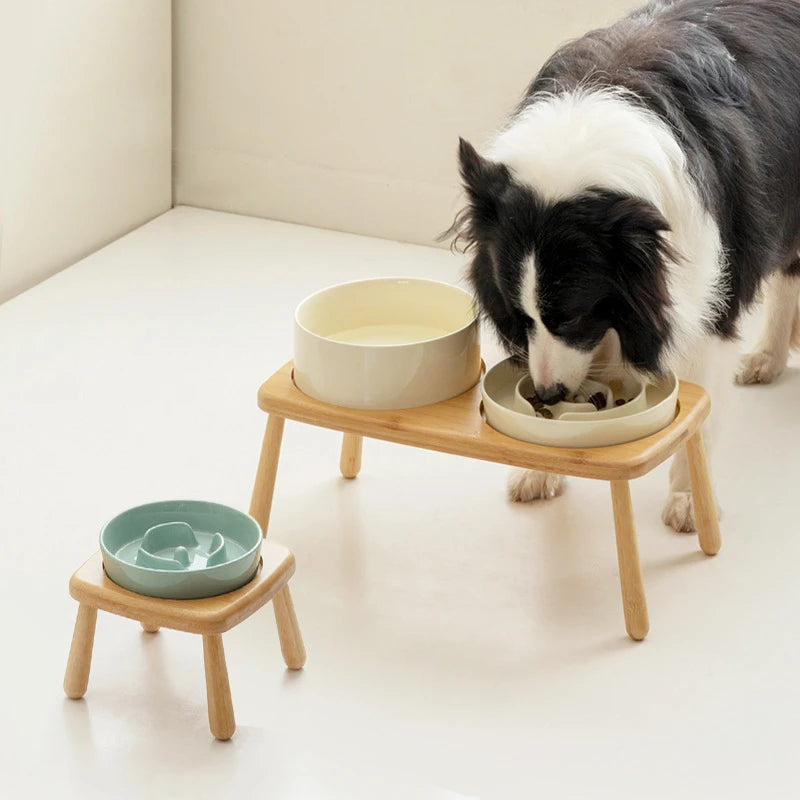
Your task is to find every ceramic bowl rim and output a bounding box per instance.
[294,276,479,350]
[482,361,678,430]
[99,499,262,575]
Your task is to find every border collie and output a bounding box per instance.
[448,0,800,532]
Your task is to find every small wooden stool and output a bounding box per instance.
[249,361,721,642]
[64,542,305,740]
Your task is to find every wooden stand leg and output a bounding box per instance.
[202,635,236,740]
[685,431,722,556]
[609,481,650,641]
[249,414,285,537]
[140,622,159,633]
[339,433,363,479]
[64,605,98,699]
[273,585,306,670]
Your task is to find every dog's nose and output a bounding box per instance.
[534,382,568,406]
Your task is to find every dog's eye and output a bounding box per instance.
[554,314,592,339]
[519,313,535,335]
[560,314,584,330]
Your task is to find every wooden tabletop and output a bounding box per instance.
[256,362,710,481]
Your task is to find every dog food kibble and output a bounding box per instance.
[524,394,546,411]
[589,392,607,410]
[539,408,554,419]
[615,398,626,407]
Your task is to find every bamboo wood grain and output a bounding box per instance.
[685,431,722,556]
[249,414,285,536]
[273,585,306,669]
[610,481,650,641]
[340,433,363,479]
[64,604,97,699]
[202,635,236,740]
[257,362,709,481]
[69,548,295,635]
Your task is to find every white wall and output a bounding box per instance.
[0,1,172,303]
[173,0,637,248]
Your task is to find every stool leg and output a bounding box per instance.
[339,433,363,479]
[202,635,236,740]
[140,622,160,633]
[273,585,306,669]
[685,431,722,556]
[64,604,97,699]
[249,414,285,537]
[610,480,650,641]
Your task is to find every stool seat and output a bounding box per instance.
[70,545,295,635]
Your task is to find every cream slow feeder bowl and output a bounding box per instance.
[483,358,678,448]
[293,277,481,409]
[512,374,647,421]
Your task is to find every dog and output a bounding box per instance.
[448,0,800,532]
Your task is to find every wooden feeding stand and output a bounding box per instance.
[64,543,306,740]
[250,361,721,642]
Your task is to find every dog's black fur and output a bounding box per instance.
[454,0,800,374]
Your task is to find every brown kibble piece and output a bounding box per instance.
[615,399,626,407]
[589,392,607,410]
[540,408,553,419]
[525,397,547,412]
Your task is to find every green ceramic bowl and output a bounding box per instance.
[100,500,262,599]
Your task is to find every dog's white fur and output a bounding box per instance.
[487,89,739,530]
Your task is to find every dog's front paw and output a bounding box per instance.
[735,350,785,385]
[661,491,696,532]
[507,469,565,502]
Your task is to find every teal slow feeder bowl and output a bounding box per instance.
[100,500,262,599]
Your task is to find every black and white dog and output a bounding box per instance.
[450,0,800,531]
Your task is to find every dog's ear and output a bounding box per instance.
[458,138,511,214]
[440,139,511,252]
[606,197,673,263]
[457,137,511,233]
[605,198,676,372]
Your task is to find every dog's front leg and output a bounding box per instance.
[662,337,736,532]
[507,469,565,502]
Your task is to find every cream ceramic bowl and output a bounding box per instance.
[293,277,481,409]
[482,358,678,447]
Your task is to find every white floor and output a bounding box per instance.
[2,207,799,799]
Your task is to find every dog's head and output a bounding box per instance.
[451,138,675,402]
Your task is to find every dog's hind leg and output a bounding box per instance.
[736,268,800,385]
